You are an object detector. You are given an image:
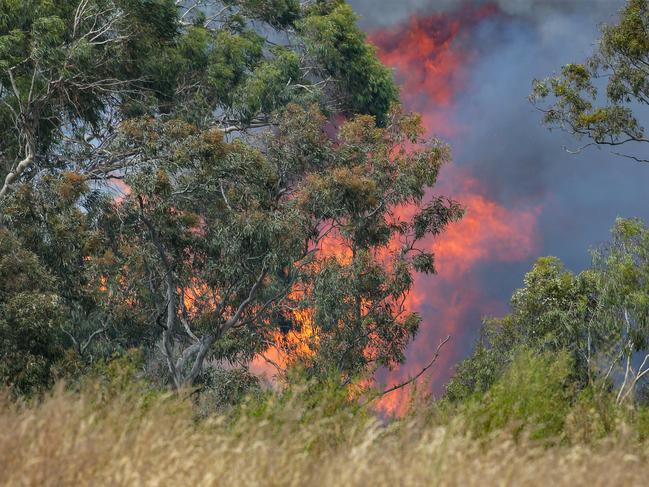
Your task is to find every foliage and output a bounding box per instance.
[298,1,398,125]
[0,0,399,198]
[448,218,649,407]
[531,0,649,163]
[461,349,574,441]
[296,108,463,381]
[84,103,460,389]
[0,229,64,396]
[195,366,262,416]
[591,218,649,404]
[228,368,372,453]
[447,256,597,402]
[564,386,620,443]
[0,1,434,395]
[4,381,649,486]
[2,174,152,365]
[444,339,501,403]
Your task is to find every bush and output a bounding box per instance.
[0,230,64,396]
[195,366,262,416]
[462,348,574,441]
[564,386,619,443]
[228,368,373,454]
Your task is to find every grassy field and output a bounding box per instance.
[2,382,649,487]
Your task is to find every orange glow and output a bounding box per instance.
[378,171,540,415]
[99,275,108,293]
[250,293,319,378]
[370,3,499,137]
[179,279,220,318]
[253,3,541,416]
[109,178,131,203]
[318,232,353,266]
[370,4,543,415]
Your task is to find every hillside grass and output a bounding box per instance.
[2,378,649,487]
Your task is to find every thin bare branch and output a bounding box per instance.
[367,335,451,403]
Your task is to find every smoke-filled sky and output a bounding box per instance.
[345,0,649,412]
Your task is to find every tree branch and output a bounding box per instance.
[366,335,451,404]
[0,150,34,199]
[221,265,268,334]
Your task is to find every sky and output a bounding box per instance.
[344,0,649,413]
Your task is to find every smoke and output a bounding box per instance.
[378,170,541,414]
[351,0,620,28]
[370,3,498,137]
[364,4,541,413]
[352,0,646,414]
[254,0,648,414]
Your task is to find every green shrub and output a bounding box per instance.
[228,367,374,453]
[564,386,619,443]
[195,366,262,416]
[462,348,573,441]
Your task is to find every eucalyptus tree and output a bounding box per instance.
[98,105,462,388]
[0,0,463,393]
[447,219,649,406]
[531,0,649,163]
[297,109,464,382]
[0,228,65,395]
[593,218,649,404]
[0,0,397,202]
[0,0,178,199]
[445,256,599,402]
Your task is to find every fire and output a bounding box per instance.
[250,291,319,377]
[253,2,542,415]
[370,4,542,415]
[180,280,219,318]
[370,3,499,137]
[378,171,540,414]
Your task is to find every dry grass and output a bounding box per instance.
[1,386,649,487]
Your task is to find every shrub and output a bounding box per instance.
[462,348,574,441]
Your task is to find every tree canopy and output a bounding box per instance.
[0,0,398,199]
[0,0,462,396]
[447,219,649,406]
[531,0,649,163]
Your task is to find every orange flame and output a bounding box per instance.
[370,3,499,137]
[254,3,541,415]
[378,170,540,414]
[369,4,542,415]
[250,290,319,377]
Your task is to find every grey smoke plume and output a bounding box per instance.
[350,0,649,396]
[350,0,621,28]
